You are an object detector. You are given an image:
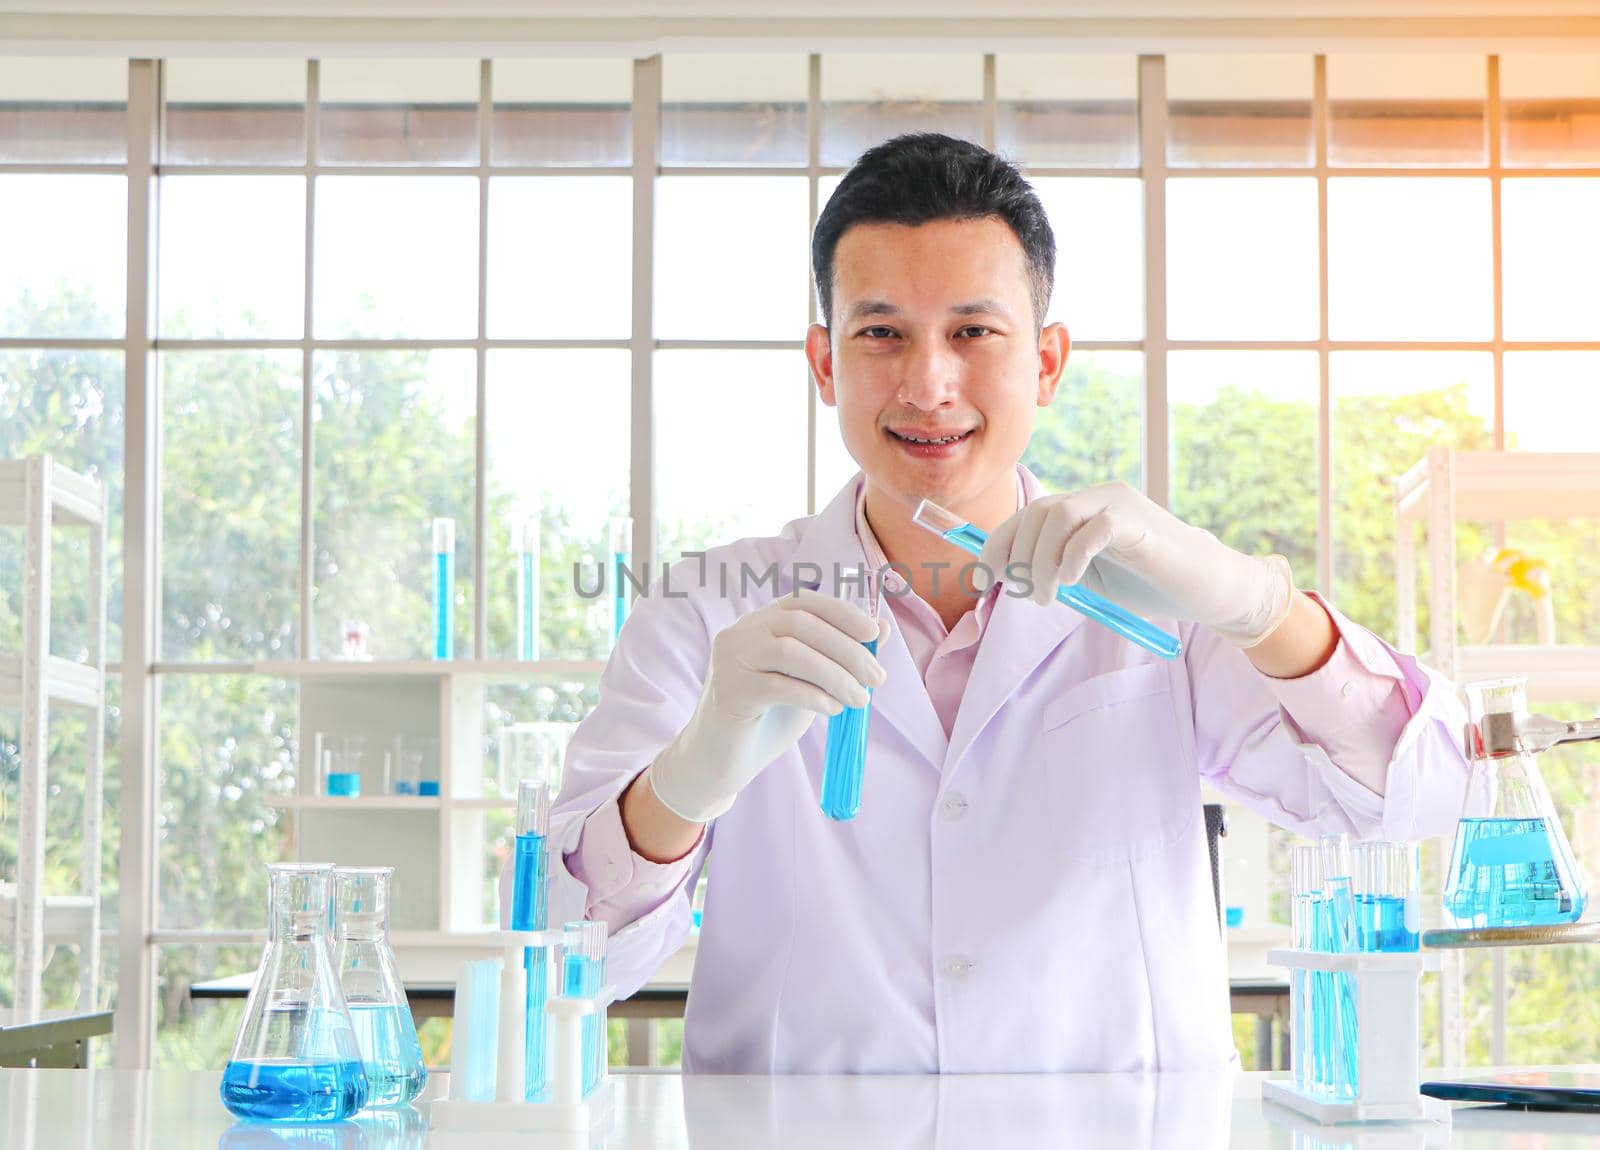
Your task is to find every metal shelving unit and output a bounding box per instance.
[0,456,106,1022]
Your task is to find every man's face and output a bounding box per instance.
[805,216,1069,518]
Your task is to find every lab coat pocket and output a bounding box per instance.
[1038,663,1194,866]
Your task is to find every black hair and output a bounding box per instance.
[811,133,1056,330]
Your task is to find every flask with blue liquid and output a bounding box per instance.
[1445,677,1587,929]
[332,866,427,1109]
[221,864,368,1122]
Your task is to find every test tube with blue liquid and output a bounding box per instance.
[561,921,608,1097]
[513,779,552,1100]
[433,517,455,661]
[820,576,879,822]
[517,515,540,661]
[1318,833,1360,1100]
[610,516,632,644]
[1353,841,1420,953]
[1289,846,1318,1093]
[910,499,1181,661]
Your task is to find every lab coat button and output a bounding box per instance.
[1340,681,1357,700]
[942,955,975,980]
[940,792,969,820]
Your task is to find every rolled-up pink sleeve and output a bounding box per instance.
[565,793,703,936]
[1259,592,1422,798]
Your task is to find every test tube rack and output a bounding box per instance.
[1262,948,1452,1127]
[430,929,616,1135]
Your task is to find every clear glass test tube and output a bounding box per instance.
[517,515,541,662]
[1289,845,1320,1093]
[1318,833,1359,1100]
[1354,841,1420,953]
[820,578,879,822]
[609,516,632,643]
[433,517,455,660]
[909,498,1182,661]
[561,921,608,1097]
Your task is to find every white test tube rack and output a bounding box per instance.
[1261,948,1451,1127]
[430,929,617,1135]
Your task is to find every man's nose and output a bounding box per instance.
[896,340,960,410]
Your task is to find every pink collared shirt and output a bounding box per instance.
[565,472,1416,934]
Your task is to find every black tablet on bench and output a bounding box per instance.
[1422,1070,1600,1112]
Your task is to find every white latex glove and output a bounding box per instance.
[647,588,888,823]
[976,481,1295,648]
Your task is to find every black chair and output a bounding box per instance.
[1204,802,1228,935]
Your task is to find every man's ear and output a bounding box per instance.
[806,323,837,407]
[1036,322,1070,406]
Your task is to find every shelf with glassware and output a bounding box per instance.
[256,662,592,976]
[1392,446,1600,1068]
[256,510,635,977]
[0,456,106,1024]
[1394,447,1600,700]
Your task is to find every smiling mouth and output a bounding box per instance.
[886,428,976,446]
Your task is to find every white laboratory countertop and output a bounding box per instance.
[6,1067,1600,1150]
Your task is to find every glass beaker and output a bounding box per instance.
[332,867,427,1109]
[221,864,368,1122]
[1444,677,1587,928]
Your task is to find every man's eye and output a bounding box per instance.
[957,325,992,339]
[860,326,897,339]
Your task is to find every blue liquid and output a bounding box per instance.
[1309,890,1359,1100]
[525,946,549,1102]
[512,833,548,933]
[820,637,878,821]
[347,1003,426,1108]
[612,551,629,641]
[519,551,539,661]
[434,550,453,660]
[1356,893,1418,952]
[1445,816,1586,928]
[220,1059,367,1122]
[938,523,1181,660]
[325,772,360,797]
[562,954,604,1097]
[457,960,500,1102]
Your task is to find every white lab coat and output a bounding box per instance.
[543,470,1473,1073]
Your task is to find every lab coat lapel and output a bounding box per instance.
[942,466,1083,779]
[785,476,949,773]
[943,585,1083,779]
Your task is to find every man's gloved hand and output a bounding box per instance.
[976,481,1295,648]
[647,588,888,823]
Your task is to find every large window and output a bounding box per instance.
[5,50,1599,1072]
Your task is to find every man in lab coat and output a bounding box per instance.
[537,133,1472,1073]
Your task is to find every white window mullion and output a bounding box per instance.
[1137,55,1169,508]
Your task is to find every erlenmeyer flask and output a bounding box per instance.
[332,867,427,1108]
[222,864,368,1122]
[1444,678,1587,928]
